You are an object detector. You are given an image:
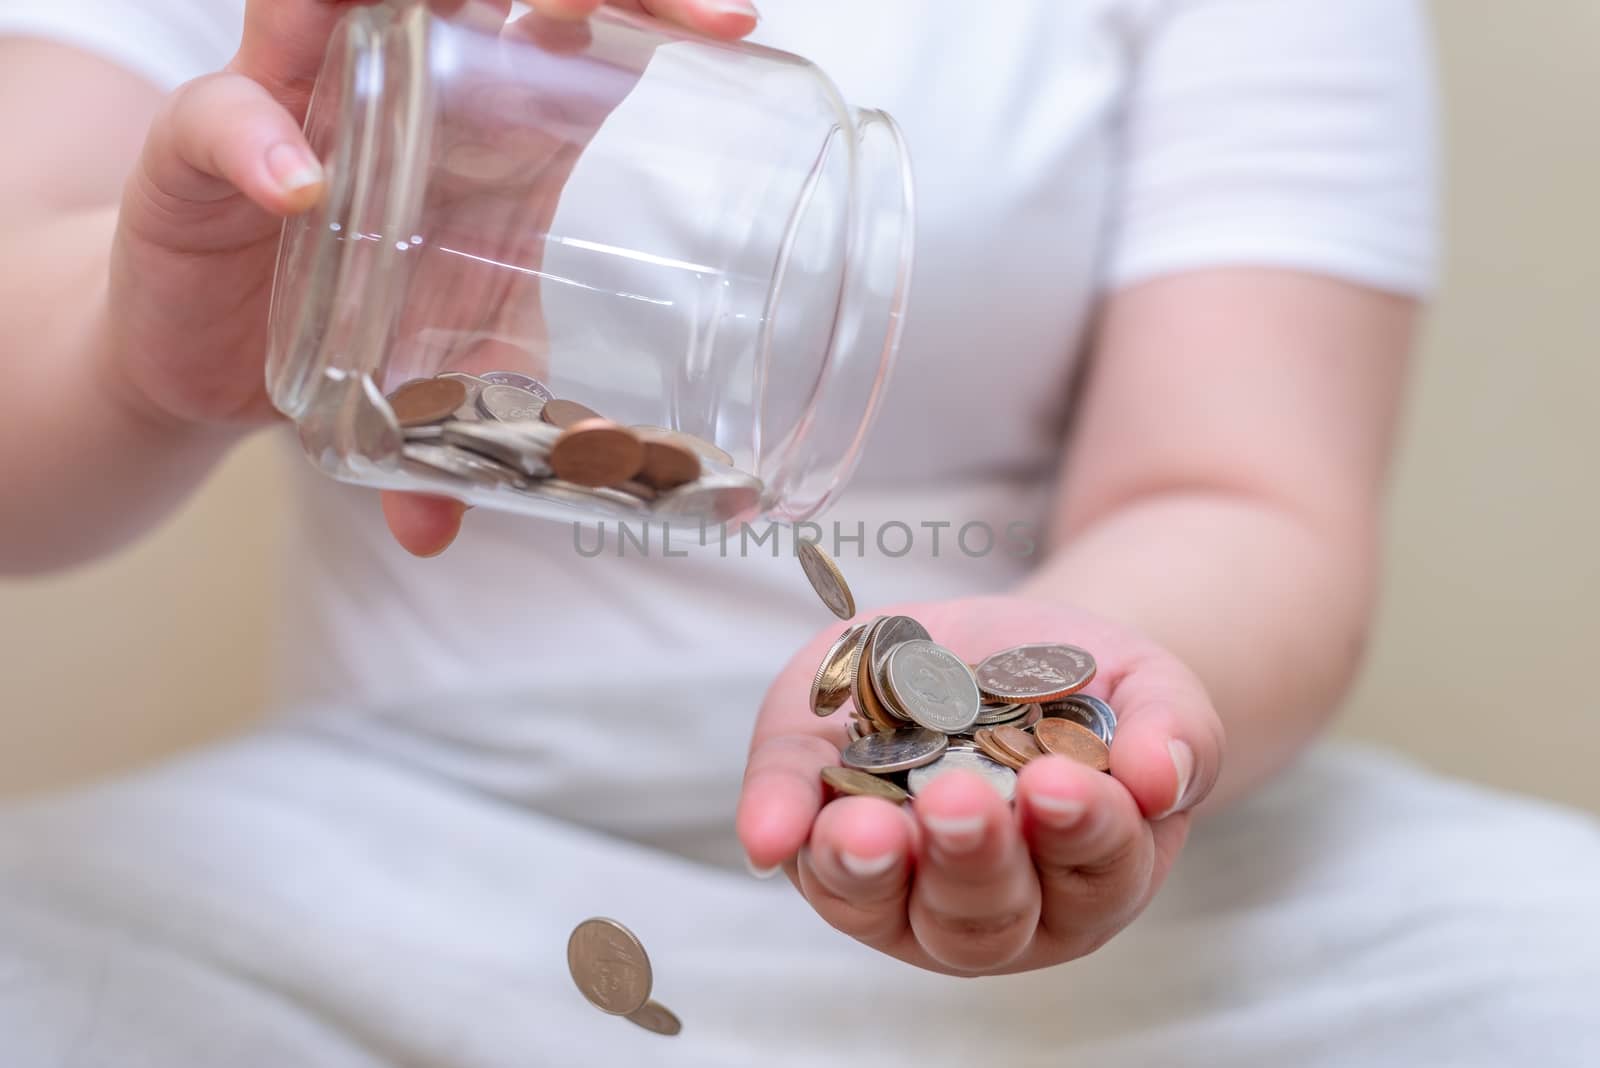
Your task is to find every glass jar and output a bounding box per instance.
[266,0,914,524]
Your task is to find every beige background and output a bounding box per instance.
[3,3,1597,811]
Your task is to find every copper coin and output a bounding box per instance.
[974,644,1097,703]
[972,728,1025,771]
[1033,718,1112,772]
[549,419,645,487]
[821,765,910,804]
[541,397,603,429]
[840,727,948,774]
[567,918,652,1016]
[991,724,1042,766]
[388,377,467,427]
[625,1000,683,1037]
[637,439,702,491]
[633,426,735,467]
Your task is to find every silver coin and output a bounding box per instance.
[840,727,948,774]
[477,383,549,423]
[1039,694,1118,745]
[402,423,447,442]
[441,419,560,477]
[974,643,1097,702]
[846,718,865,743]
[652,475,763,522]
[480,370,555,399]
[529,479,652,517]
[400,442,526,487]
[975,702,1031,726]
[906,748,1017,802]
[883,640,981,734]
[870,616,933,680]
[631,426,734,467]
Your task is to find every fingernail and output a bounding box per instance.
[705,0,760,19]
[1166,739,1195,817]
[745,855,782,880]
[923,813,985,854]
[1029,792,1087,829]
[266,142,324,195]
[839,849,898,879]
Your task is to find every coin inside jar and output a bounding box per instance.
[883,640,981,735]
[566,918,653,1016]
[637,438,702,491]
[1033,717,1112,771]
[476,382,548,423]
[541,397,603,429]
[821,765,910,804]
[389,377,468,427]
[549,419,646,487]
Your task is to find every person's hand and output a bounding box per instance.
[736,594,1224,975]
[104,0,757,556]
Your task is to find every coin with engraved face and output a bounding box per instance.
[884,640,981,734]
[907,748,1017,802]
[478,383,549,423]
[567,918,652,1016]
[480,370,555,399]
[841,727,948,774]
[974,644,1097,703]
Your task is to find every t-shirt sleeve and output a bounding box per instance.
[0,0,244,92]
[1104,0,1438,296]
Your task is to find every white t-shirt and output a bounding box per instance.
[2,0,1435,845]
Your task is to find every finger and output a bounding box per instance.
[1016,755,1156,942]
[908,771,1039,973]
[638,0,760,38]
[1099,649,1225,821]
[736,733,837,871]
[233,1,382,107]
[137,72,325,224]
[381,492,470,557]
[795,796,915,948]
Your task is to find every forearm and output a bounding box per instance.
[1019,489,1378,810]
[0,210,235,573]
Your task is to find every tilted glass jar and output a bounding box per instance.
[266,0,914,524]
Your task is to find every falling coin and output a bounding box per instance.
[974,644,1097,703]
[796,539,856,620]
[567,918,653,1016]
[1033,717,1112,772]
[389,377,468,427]
[841,727,948,774]
[542,397,603,429]
[549,419,646,487]
[625,1001,683,1037]
[821,765,910,804]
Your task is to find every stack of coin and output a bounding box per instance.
[567,918,682,1037]
[797,542,1118,804]
[386,371,762,522]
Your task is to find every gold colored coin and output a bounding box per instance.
[1033,717,1112,772]
[796,539,856,621]
[549,419,646,487]
[388,377,468,427]
[567,918,652,1016]
[852,619,897,732]
[625,1000,683,1037]
[821,765,910,804]
[811,625,864,717]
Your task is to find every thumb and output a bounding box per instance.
[134,72,325,229]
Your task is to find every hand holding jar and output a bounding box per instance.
[104,0,760,557]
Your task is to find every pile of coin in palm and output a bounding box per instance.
[567,917,682,1037]
[797,541,1118,805]
[385,371,763,521]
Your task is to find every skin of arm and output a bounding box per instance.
[1026,268,1416,809]
[0,42,233,573]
